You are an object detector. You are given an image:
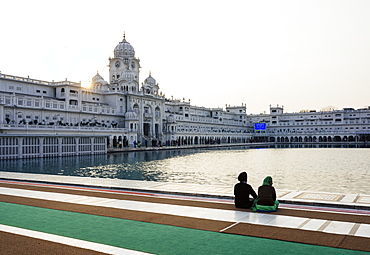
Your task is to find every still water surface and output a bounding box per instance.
[1,147,369,194]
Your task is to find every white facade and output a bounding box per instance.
[249,106,370,143]
[0,35,369,158]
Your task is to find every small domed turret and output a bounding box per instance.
[144,73,156,87]
[91,72,108,92]
[92,72,107,85]
[125,110,138,120]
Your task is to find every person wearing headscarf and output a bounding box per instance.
[252,176,279,212]
[234,172,257,209]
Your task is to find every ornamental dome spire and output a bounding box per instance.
[144,71,156,87]
[92,71,104,83]
[114,33,135,59]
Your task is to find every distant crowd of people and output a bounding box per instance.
[115,137,228,149]
[234,172,279,212]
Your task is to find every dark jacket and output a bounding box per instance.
[257,185,276,206]
[234,182,257,208]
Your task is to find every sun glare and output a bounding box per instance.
[81,81,92,89]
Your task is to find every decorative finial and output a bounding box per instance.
[123,31,126,40]
[149,70,151,76]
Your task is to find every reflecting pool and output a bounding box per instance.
[1,147,369,194]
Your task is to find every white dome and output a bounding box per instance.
[144,73,156,86]
[114,35,135,59]
[92,72,108,85]
[125,110,138,120]
[123,69,134,82]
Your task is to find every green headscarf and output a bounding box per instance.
[262,176,272,186]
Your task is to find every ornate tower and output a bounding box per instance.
[109,34,140,93]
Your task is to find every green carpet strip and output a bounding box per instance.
[0,202,366,255]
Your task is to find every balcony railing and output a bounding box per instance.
[0,124,128,133]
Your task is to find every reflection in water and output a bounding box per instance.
[1,146,369,194]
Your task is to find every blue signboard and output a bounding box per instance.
[254,123,266,130]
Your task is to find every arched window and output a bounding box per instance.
[133,104,139,114]
[155,107,161,118]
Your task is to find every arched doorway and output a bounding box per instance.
[144,123,150,137]
[155,124,159,138]
[113,136,118,147]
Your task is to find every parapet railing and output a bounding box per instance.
[0,73,80,86]
[0,124,128,133]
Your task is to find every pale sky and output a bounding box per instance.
[1,0,369,114]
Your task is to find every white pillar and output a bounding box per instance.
[0,103,4,124]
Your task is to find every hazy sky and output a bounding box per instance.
[1,0,369,114]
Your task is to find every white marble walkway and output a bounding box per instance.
[0,171,369,209]
[1,186,370,239]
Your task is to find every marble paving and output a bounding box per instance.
[1,186,370,239]
[0,171,370,209]
[1,171,370,254]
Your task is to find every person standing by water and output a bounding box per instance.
[234,172,257,209]
[252,176,279,212]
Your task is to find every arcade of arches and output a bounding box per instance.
[273,134,370,143]
[108,134,370,148]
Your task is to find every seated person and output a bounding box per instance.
[234,172,257,209]
[252,176,279,212]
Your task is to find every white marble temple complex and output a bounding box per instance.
[1,35,369,158]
